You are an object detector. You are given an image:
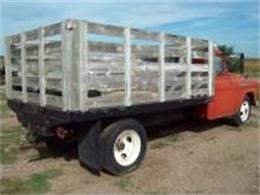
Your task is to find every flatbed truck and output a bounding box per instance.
[5,19,258,175]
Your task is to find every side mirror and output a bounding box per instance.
[239,53,245,74]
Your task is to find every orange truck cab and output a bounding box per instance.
[197,46,258,125]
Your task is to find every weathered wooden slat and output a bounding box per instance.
[132,45,159,59]
[25,46,39,56]
[164,33,185,44]
[25,29,39,41]
[12,76,22,85]
[192,38,208,47]
[10,34,21,44]
[10,46,21,57]
[45,67,62,79]
[44,41,61,50]
[192,88,208,95]
[27,75,39,81]
[166,94,186,100]
[27,92,40,103]
[88,41,124,53]
[26,74,39,78]
[88,42,186,59]
[191,77,209,83]
[85,62,209,74]
[86,90,125,109]
[46,94,63,108]
[131,64,160,104]
[46,79,62,90]
[23,41,61,55]
[192,46,208,52]
[11,90,23,100]
[45,76,62,80]
[88,22,124,37]
[131,90,159,104]
[131,28,159,41]
[24,55,60,60]
[192,81,208,88]
[88,53,124,62]
[44,22,61,37]
[191,71,208,77]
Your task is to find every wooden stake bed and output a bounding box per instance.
[5,19,214,112]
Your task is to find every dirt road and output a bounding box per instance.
[1,89,259,194]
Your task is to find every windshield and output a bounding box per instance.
[214,56,224,74]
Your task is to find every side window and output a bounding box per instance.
[214,56,224,74]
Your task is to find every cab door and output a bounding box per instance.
[207,56,236,119]
[214,72,236,117]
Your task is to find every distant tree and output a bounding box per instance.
[218,45,234,56]
[218,45,240,73]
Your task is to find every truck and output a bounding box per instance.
[5,19,258,175]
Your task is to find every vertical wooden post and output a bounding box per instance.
[159,32,165,102]
[208,41,214,96]
[74,20,87,111]
[39,27,46,106]
[21,33,27,102]
[84,23,89,111]
[124,27,132,106]
[186,37,192,99]
[61,19,73,111]
[5,37,12,99]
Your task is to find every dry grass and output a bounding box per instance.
[245,58,260,78]
[245,58,260,100]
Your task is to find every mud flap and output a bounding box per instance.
[78,121,102,173]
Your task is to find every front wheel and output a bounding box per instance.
[231,96,251,126]
[101,119,147,175]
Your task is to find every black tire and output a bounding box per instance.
[230,96,251,126]
[101,119,147,175]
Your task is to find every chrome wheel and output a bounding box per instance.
[240,100,250,122]
[113,130,141,167]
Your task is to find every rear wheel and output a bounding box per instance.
[231,96,251,126]
[101,119,147,175]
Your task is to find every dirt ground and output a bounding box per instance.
[1,95,259,194]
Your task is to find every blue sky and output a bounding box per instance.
[1,0,259,57]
